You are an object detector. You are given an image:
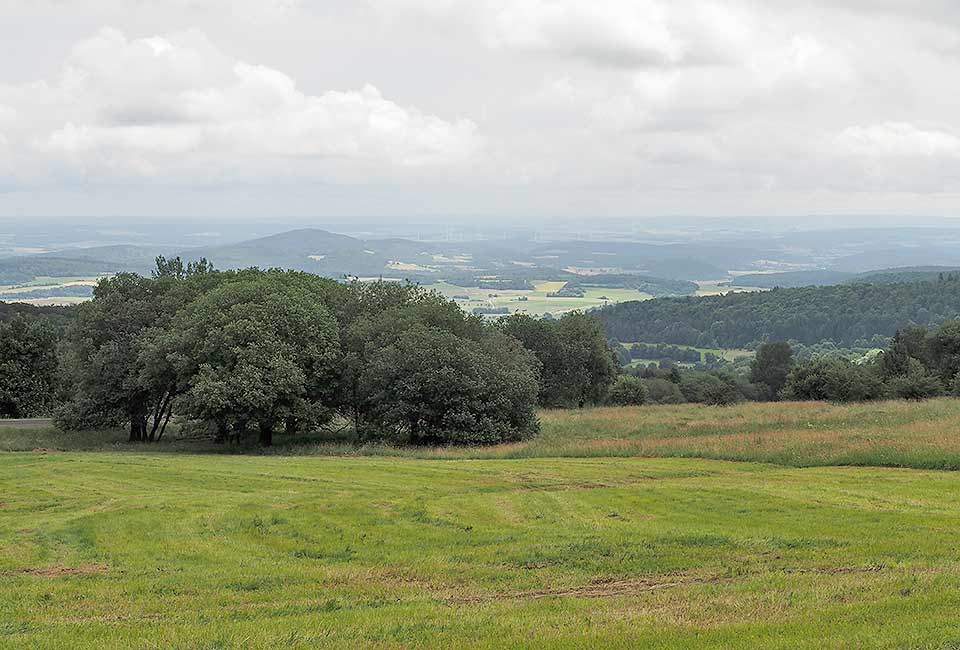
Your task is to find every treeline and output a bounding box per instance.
[4,258,618,445]
[621,342,702,364]
[782,322,960,403]
[599,278,960,348]
[637,325,960,406]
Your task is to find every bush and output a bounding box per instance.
[606,376,647,406]
[883,358,943,400]
[642,378,685,404]
[783,358,884,403]
[679,372,741,406]
[363,325,540,445]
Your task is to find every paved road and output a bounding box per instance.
[0,418,52,427]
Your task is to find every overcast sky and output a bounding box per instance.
[0,0,958,221]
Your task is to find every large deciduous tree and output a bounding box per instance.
[172,273,340,446]
[56,258,216,439]
[362,324,539,445]
[498,312,617,407]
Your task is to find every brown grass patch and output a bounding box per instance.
[6,563,109,577]
[448,572,704,604]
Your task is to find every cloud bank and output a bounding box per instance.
[0,0,958,217]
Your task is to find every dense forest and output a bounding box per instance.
[600,277,960,348]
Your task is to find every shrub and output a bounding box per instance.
[643,378,685,404]
[783,358,884,403]
[606,376,647,406]
[679,372,741,406]
[884,358,943,400]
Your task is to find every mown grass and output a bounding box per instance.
[3,452,960,648]
[6,399,960,470]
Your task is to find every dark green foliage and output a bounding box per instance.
[0,315,58,417]
[55,270,545,447]
[56,259,221,440]
[678,372,741,406]
[921,320,960,385]
[627,343,701,364]
[783,358,884,403]
[362,326,539,444]
[499,312,618,408]
[0,302,75,329]
[171,273,341,446]
[606,375,647,406]
[750,342,794,400]
[641,378,685,404]
[885,359,943,400]
[599,280,960,348]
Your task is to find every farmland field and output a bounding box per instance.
[4,401,960,648]
[0,275,102,306]
[424,281,651,316]
[694,280,767,296]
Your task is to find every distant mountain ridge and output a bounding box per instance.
[0,228,702,296]
[728,266,960,289]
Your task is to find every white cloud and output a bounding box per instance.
[375,0,754,68]
[2,0,960,216]
[3,27,481,185]
[837,123,960,158]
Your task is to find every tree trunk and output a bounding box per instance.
[259,424,273,447]
[156,399,174,442]
[128,414,147,442]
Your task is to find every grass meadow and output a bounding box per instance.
[4,400,960,647]
[7,399,960,470]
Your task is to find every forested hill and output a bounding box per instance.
[599,278,960,348]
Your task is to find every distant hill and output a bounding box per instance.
[0,229,703,296]
[599,277,960,348]
[728,266,960,289]
[0,244,159,284]
[725,270,856,288]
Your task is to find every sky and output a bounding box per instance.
[0,0,959,221]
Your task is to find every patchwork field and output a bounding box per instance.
[4,401,960,648]
[424,281,650,316]
[0,275,102,305]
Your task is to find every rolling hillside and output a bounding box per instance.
[599,277,960,348]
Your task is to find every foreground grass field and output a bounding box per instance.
[6,399,960,470]
[3,452,960,649]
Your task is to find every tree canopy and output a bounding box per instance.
[599,278,960,348]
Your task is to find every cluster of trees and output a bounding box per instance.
[740,324,960,403]
[621,342,702,364]
[498,312,618,408]
[0,315,59,417]
[620,365,760,406]
[599,278,960,348]
[8,259,614,446]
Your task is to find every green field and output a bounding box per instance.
[0,275,102,306]
[4,401,960,648]
[694,280,767,297]
[424,281,651,316]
